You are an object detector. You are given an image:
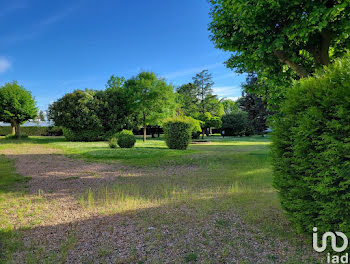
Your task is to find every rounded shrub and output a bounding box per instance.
[163,117,192,150]
[272,55,350,236]
[117,130,136,148]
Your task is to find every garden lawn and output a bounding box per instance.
[0,136,321,263]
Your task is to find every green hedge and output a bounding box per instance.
[0,126,48,136]
[272,55,350,236]
[0,126,63,136]
[163,117,192,150]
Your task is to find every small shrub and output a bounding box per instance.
[108,138,118,148]
[272,54,350,236]
[163,117,192,150]
[117,130,136,148]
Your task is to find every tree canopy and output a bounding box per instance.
[209,0,350,103]
[125,72,175,141]
[0,81,38,137]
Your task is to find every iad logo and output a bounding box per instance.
[313,227,349,263]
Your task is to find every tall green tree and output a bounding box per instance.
[192,70,218,138]
[222,99,238,115]
[175,83,200,117]
[94,75,136,137]
[209,0,350,103]
[0,81,38,138]
[125,72,174,141]
[192,70,215,115]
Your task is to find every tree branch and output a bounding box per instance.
[274,50,310,78]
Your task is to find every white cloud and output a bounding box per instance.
[0,57,11,73]
[212,85,240,95]
[225,96,241,102]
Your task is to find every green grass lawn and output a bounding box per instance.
[0,135,319,263]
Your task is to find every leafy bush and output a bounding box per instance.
[116,130,136,148]
[47,126,63,136]
[221,111,250,136]
[181,116,202,139]
[62,127,104,142]
[163,117,192,150]
[272,55,350,236]
[108,138,118,148]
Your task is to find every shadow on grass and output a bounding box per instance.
[0,190,321,264]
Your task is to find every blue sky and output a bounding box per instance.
[0,0,245,110]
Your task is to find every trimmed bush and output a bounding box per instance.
[163,117,192,150]
[0,126,49,136]
[272,55,350,236]
[117,130,136,148]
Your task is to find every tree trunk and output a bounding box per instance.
[151,127,155,138]
[143,112,146,142]
[15,122,21,138]
[274,50,309,78]
[11,121,15,135]
[202,129,205,140]
[157,127,160,137]
[307,32,331,67]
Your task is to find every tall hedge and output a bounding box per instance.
[272,55,350,235]
[163,117,192,150]
[0,126,48,136]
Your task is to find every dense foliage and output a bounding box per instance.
[221,111,252,136]
[116,130,136,148]
[272,55,350,235]
[124,72,175,142]
[94,76,136,138]
[163,117,192,150]
[0,81,38,138]
[49,72,174,142]
[48,90,104,141]
[237,73,271,136]
[209,0,350,105]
